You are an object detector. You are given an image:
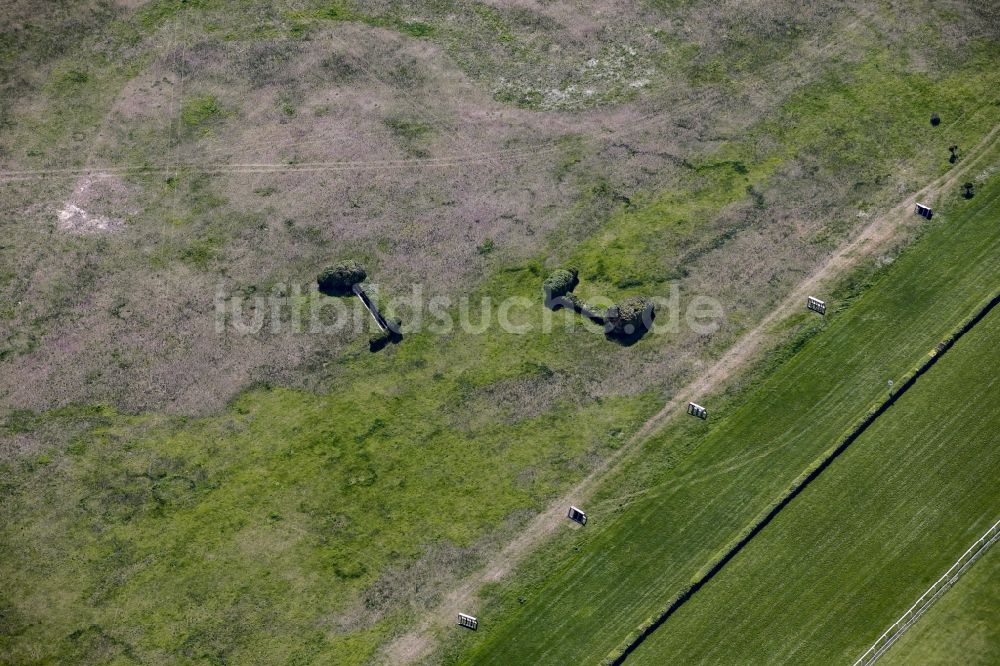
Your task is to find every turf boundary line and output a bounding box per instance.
[854,515,1000,665]
[606,290,1000,665]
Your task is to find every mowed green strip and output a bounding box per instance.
[462,164,1000,664]
[881,543,1000,666]
[626,301,1000,664]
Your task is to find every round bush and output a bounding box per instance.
[542,267,579,305]
[605,296,655,338]
[317,260,367,296]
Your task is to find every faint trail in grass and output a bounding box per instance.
[0,143,561,181]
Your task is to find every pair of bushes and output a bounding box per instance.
[543,267,655,340]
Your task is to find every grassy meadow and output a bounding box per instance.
[453,151,1000,664]
[624,298,1000,664]
[880,544,1000,666]
[1,2,999,665]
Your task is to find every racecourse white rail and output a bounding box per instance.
[853,516,1000,665]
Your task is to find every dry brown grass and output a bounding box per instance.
[1,2,999,664]
[0,0,994,419]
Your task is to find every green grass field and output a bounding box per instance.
[2,3,1000,665]
[624,295,1000,664]
[454,154,1000,664]
[881,544,1000,665]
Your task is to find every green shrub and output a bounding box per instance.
[605,295,655,338]
[542,267,579,306]
[317,260,367,296]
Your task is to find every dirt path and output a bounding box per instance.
[381,124,1000,665]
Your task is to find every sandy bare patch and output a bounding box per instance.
[57,203,122,233]
[57,174,129,233]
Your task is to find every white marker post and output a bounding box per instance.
[807,296,826,315]
[687,402,708,419]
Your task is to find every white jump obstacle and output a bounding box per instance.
[687,402,707,420]
[567,506,587,525]
[807,296,826,315]
[915,203,933,219]
[457,613,478,630]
